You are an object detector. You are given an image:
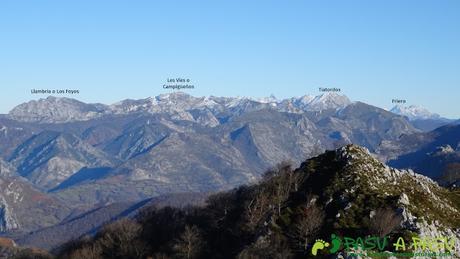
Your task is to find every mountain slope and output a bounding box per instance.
[8,131,116,190]
[390,105,453,131]
[15,200,150,251]
[6,92,353,125]
[15,192,208,251]
[8,97,108,123]
[0,118,36,160]
[0,159,16,177]
[56,144,460,258]
[320,102,419,151]
[302,145,459,234]
[103,122,172,160]
[378,124,460,185]
[49,109,323,206]
[303,92,351,111]
[0,173,71,233]
[43,106,419,207]
[390,105,441,120]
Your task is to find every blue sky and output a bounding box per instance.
[0,0,459,118]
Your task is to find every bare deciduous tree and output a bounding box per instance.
[273,177,291,216]
[295,203,325,250]
[148,253,171,259]
[173,225,203,259]
[441,163,460,185]
[97,218,145,258]
[67,244,102,259]
[369,207,402,237]
[265,161,304,216]
[149,253,171,259]
[206,191,235,224]
[246,189,271,229]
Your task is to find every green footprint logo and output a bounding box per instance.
[329,234,342,254]
[311,239,330,255]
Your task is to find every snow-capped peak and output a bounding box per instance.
[8,91,355,123]
[296,94,315,105]
[390,105,440,120]
[306,92,351,111]
[253,94,278,104]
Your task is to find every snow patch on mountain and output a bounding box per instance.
[8,96,108,123]
[305,92,351,111]
[8,92,352,123]
[390,105,441,120]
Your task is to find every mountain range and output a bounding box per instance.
[0,92,458,254]
[390,105,453,131]
[8,144,458,258]
[7,93,352,123]
[7,92,452,132]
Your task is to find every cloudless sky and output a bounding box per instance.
[0,0,459,118]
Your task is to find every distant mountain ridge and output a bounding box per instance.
[390,104,441,120]
[7,92,454,134]
[390,104,453,131]
[7,92,352,123]
[8,96,107,123]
